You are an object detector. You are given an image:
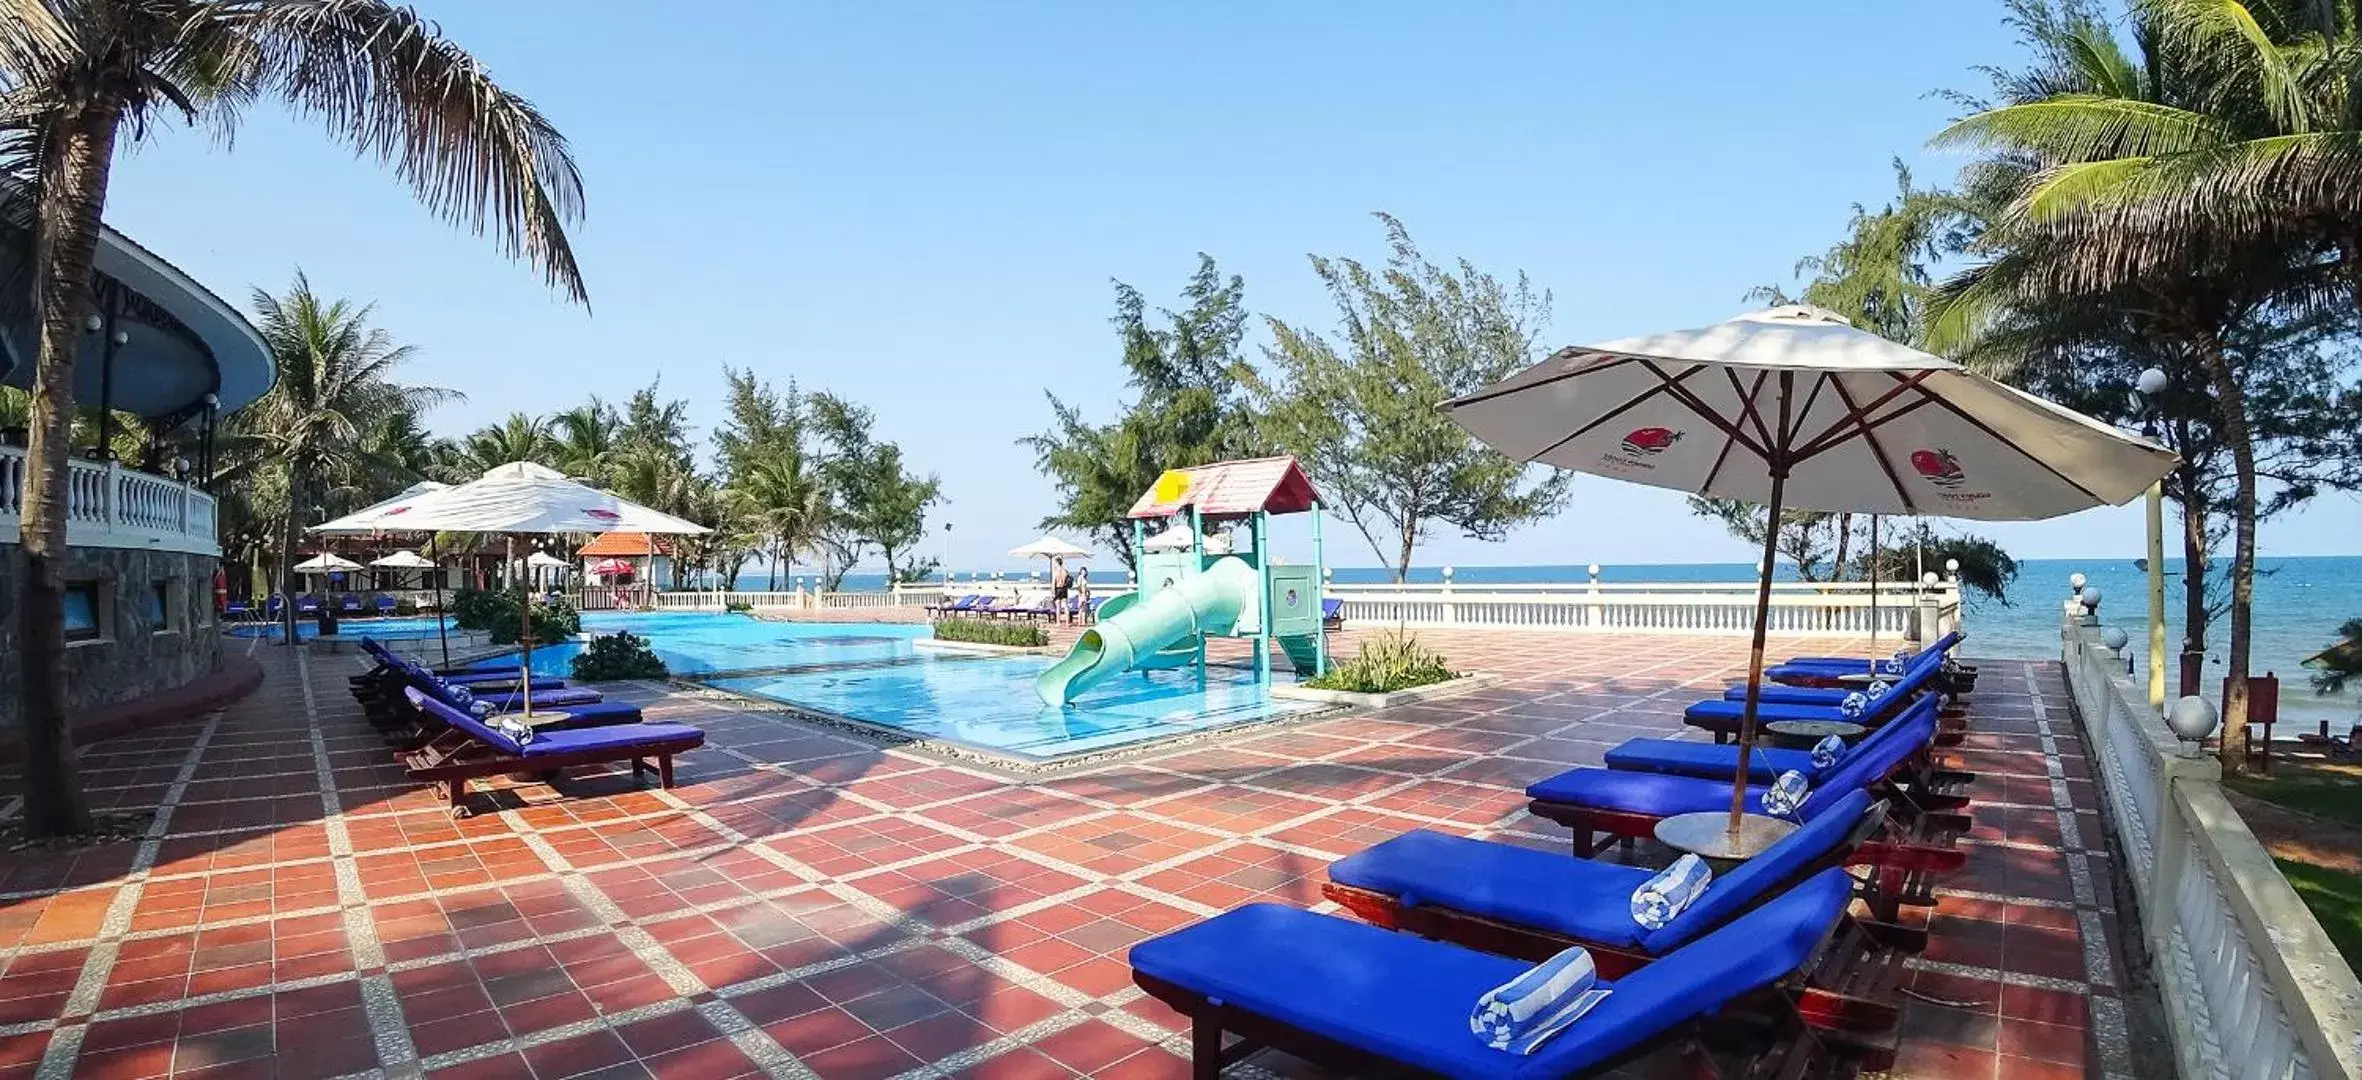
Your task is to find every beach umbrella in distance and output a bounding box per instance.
[1445,305,2178,844]
[372,549,452,662]
[314,462,709,714]
[370,549,437,571]
[1009,534,1091,560]
[292,553,363,574]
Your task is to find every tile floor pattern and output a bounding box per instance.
[0,628,2141,1079]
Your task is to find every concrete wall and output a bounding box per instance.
[0,543,223,733]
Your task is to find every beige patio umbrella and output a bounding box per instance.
[314,462,708,714]
[1446,305,2178,844]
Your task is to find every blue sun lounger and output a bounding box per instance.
[1326,790,1877,962]
[1609,694,1943,786]
[1130,868,1865,1079]
[1525,700,1945,856]
[1685,654,1948,742]
[1767,631,1970,689]
[355,639,562,689]
[402,689,703,817]
[928,594,983,616]
[1321,790,1933,1047]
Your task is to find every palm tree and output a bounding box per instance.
[244,275,456,646]
[731,444,830,592]
[549,400,621,484]
[459,413,551,475]
[1932,0,2351,769]
[3,1,584,837]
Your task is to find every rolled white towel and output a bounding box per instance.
[1837,691,1870,719]
[1629,853,1712,930]
[1469,945,1611,1054]
[1810,734,1845,770]
[1761,769,1811,818]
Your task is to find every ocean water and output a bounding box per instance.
[719,555,2362,728]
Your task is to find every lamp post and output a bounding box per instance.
[941,521,952,588]
[2134,367,2170,714]
[199,392,219,492]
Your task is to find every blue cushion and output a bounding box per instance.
[520,721,703,757]
[1601,741,1820,784]
[408,689,693,758]
[1328,831,1656,948]
[1524,769,1783,818]
[520,701,645,728]
[1720,684,1877,706]
[1127,870,1855,1080]
[1778,631,1963,672]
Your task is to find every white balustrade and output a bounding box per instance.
[2063,608,2362,1080]
[0,446,219,556]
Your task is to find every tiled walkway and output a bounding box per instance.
[0,628,2143,1079]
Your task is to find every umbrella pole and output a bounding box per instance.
[511,536,533,717]
[1867,515,1880,654]
[1729,468,1788,839]
[429,539,451,669]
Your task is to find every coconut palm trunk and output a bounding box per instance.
[15,99,127,836]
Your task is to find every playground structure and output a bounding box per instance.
[1034,457,1330,706]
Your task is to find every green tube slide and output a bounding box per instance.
[1034,556,1260,707]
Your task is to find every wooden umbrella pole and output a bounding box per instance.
[1867,514,1880,653]
[511,536,533,717]
[1729,370,1795,840]
[1727,466,1788,837]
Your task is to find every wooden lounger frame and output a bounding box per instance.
[401,729,702,818]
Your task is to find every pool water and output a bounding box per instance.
[471,612,1317,760]
[495,612,931,677]
[228,615,457,639]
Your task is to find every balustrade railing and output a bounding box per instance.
[0,445,218,556]
[2062,612,2362,1080]
[641,576,1960,638]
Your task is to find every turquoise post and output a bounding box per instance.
[1188,505,1207,680]
[1252,511,1272,686]
[1311,500,1329,675]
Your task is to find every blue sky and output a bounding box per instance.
[100,1,2362,571]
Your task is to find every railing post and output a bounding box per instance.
[1440,566,1456,626]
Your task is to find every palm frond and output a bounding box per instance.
[207,0,588,303]
[2144,0,2316,131]
[1934,95,2230,161]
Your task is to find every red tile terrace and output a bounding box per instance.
[0,627,2143,1079]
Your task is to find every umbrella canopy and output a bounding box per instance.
[1143,523,1232,554]
[525,551,570,569]
[292,553,363,573]
[1448,305,2178,839]
[312,481,450,536]
[313,462,711,536]
[1447,306,2176,519]
[1009,534,1090,560]
[370,550,437,570]
[588,558,633,576]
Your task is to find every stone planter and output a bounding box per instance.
[1269,671,1499,711]
[913,638,1060,657]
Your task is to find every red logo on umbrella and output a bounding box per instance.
[585,508,621,521]
[1911,448,1966,489]
[1621,427,1683,456]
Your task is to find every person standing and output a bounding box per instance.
[1072,565,1091,624]
[1050,555,1071,619]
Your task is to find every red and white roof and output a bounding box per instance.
[1127,457,1322,520]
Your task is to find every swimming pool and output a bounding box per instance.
[474,612,1319,761]
[228,614,457,639]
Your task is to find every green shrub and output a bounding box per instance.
[456,587,581,645]
[1303,629,1459,694]
[570,631,670,680]
[725,600,754,613]
[932,618,1048,648]
[394,598,420,616]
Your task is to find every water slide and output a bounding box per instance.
[1034,557,1260,707]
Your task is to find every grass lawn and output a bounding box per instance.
[2226,758,2362,829]
[2275,858,2362,971]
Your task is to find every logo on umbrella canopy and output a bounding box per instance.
[1910,448,1967,489]
[585,508,621,521]
[1620,427,1683,456]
